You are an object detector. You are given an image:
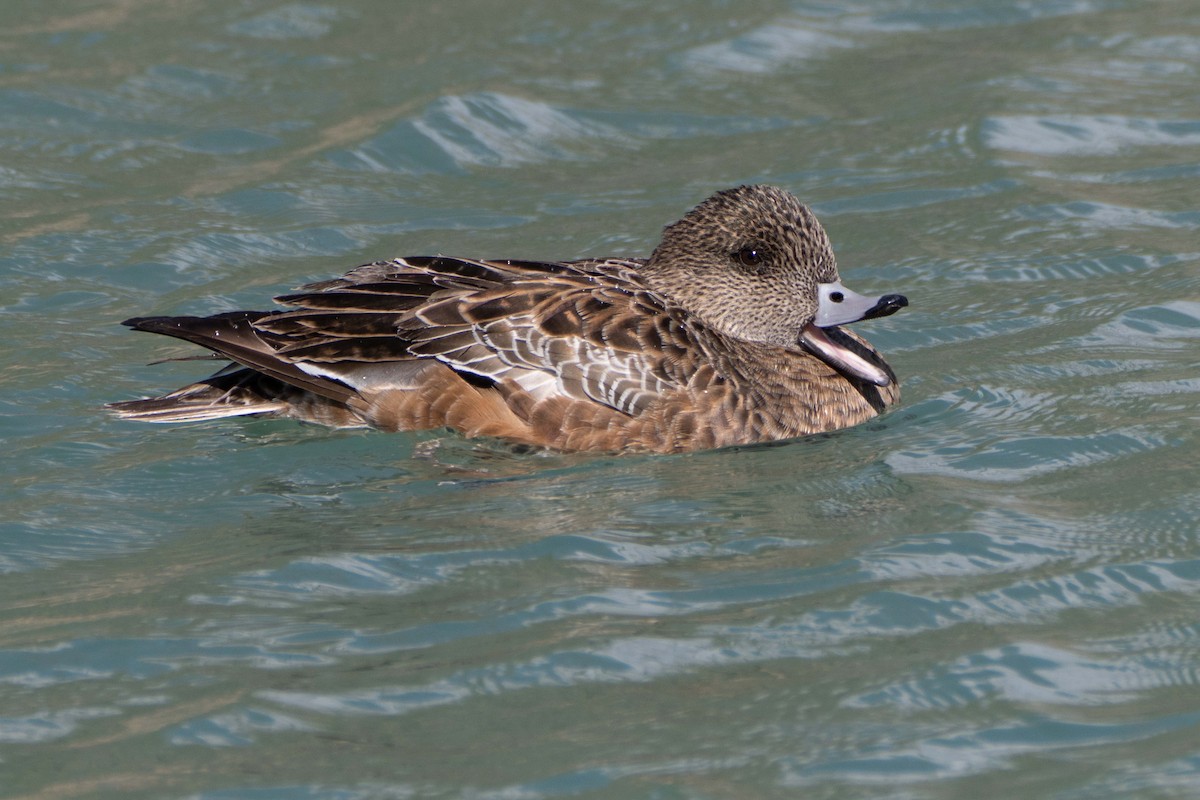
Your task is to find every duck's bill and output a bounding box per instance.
[800,323,893,386]
[813,281,908,327]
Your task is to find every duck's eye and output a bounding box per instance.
[735,248,765,269]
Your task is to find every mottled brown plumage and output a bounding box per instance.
[109,185,908,453]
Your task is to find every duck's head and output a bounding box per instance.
[643,184,907,387]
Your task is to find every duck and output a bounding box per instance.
[109,185,908,453]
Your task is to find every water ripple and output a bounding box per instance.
[783,708,1200,784]
[681,21,854,74]
[260,636,727,718]
[228,4,343,41]
[168,707,315,747]
[0,707,118,744]
[332,91,792,174]
[849,639,1197,711]
[889,425,1165,482]
[1014,201,1200,231]
[984,114,1200,156]
[1079,300,1200,350]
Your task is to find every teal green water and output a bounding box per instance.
[3,1,1199,797]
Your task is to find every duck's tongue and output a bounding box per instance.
[800,323,892,386]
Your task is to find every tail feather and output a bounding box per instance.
[106,397,283,423]
[121,313,353,404]
[107,366,289,423]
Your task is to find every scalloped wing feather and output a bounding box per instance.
[240,257,700,420]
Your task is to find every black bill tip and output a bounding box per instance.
[861,294,908,321]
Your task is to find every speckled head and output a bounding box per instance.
[643,185,907,386]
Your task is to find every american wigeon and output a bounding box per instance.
[110,185,907,453]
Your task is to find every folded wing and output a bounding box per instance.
[112,257,712,437]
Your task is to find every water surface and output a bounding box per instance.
[2,1,1199,798]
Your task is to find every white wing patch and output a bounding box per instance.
[296,360,436,392]
[444,315,676,414]
[510,369,558,401]
[568,345,665,414]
